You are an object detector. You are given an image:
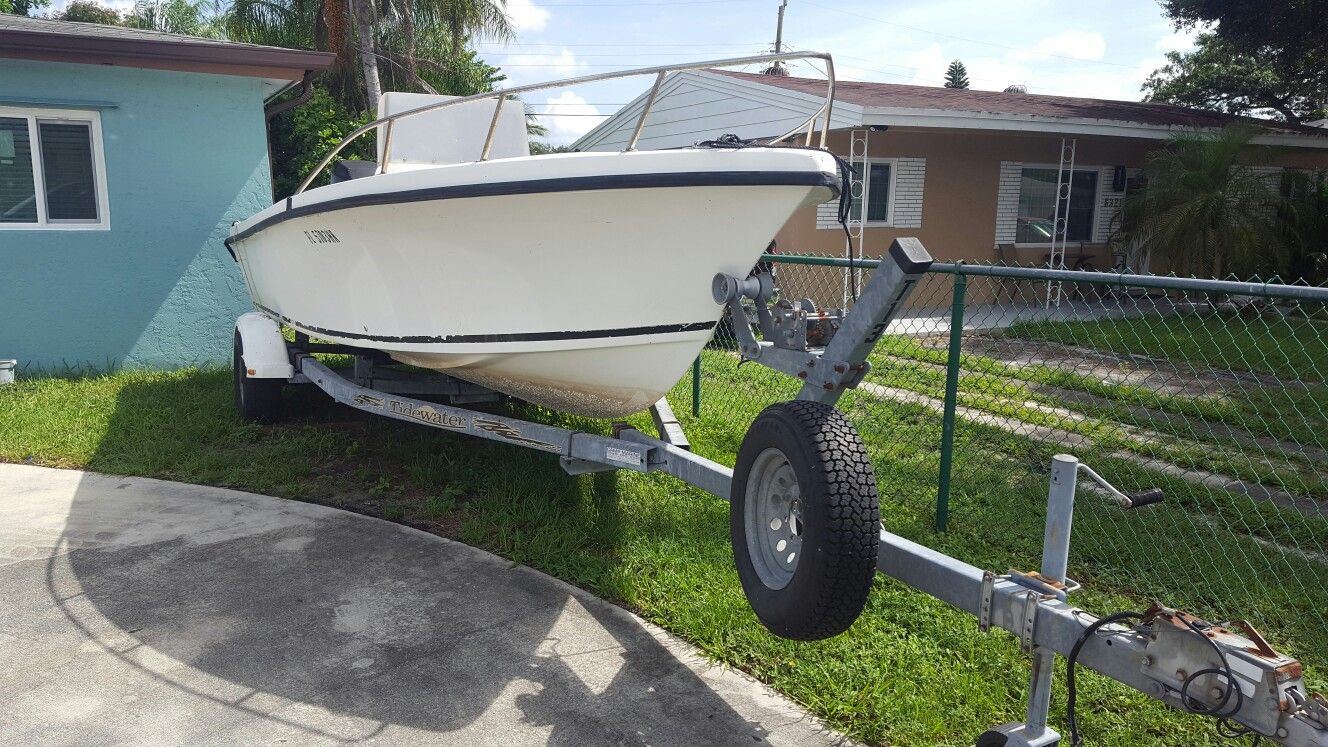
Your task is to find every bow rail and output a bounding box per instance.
[295,51,837,195]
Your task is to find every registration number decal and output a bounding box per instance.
[304,229,340,244]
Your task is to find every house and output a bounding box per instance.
[575,70,1328,275]
[0,16,333,373]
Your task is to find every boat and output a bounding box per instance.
[227,53,840,418]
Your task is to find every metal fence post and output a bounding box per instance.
[935,269,967,532]
[691,356,701,417]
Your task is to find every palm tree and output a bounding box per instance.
[1281,170,1328,285]
[369,0,512,108]
[225,0,511,112]
[351,0,382,109]
[1118,125,1289,279]
[126,0,225,37]
[225,0,318,50]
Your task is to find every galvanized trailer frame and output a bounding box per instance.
[237,239,1326,747]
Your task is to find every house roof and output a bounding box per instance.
[714,70,1326,138]
[0,15,334,82]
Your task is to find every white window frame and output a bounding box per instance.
[854,157,897,227]
[1011,162,1100,246]
[0,106,110,230]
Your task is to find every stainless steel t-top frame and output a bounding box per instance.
[295,50,838,195]
[261,238,1326,746]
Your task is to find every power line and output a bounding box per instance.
[799,2,1133,68]
[494,63,765,67]
[777,42,1113,98]
[473,41,769,47]
[524,0,764,6]
[494,50,768,57]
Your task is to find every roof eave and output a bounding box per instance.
[861,108,1328,148]
[0,29,335,80]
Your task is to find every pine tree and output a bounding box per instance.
[944,59,970,89]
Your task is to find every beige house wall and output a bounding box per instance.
[774,127,1328,270]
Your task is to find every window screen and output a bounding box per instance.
[38,121,98,222]
[0,117,37,223]
[865,162,891,222]
[1016,168,1097,242]
[848,162,893,223]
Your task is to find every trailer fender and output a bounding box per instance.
[235,312,293,379]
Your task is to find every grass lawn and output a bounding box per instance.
[1,362,1320,746]
[1004,312,1328,384]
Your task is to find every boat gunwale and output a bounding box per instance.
[226,168,840,248]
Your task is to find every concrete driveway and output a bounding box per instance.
[0,464,841,745]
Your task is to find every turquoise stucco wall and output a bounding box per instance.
[0,60,271,373]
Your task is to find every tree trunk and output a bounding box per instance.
[395,0,417,80]
[351,0,381,113]
[321,0,345,53]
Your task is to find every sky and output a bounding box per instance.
[45,0,1202,145]
[478,0,1202,145]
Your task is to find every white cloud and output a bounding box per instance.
[498,48,589,88]
[902,43,948,86]
[48,0,136,11]
[503,48,585,75]
[1154,28,1199,54]
[965,58,1035,91]
[505,0,550,34]
[535,91,606,146]
[1014,30,1108,61]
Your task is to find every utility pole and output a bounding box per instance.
[763,0,790,76]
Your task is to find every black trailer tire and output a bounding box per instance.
[233,329,284,424]
[731,400,879,640]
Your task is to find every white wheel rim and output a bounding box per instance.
[744,447,803,590]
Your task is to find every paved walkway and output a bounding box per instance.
[0,464,843,746]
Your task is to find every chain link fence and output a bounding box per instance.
[677,253,1328,684]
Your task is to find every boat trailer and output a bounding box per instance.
[233,239,1327,746]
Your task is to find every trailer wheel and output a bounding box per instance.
[731,400,879,640]
[233,329,283,424]
[975,730,1008,747]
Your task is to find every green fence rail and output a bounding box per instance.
[685,251,1328,689]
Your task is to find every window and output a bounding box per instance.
[848,160,894,224]
[0,108,107,229]
[1015,167,1097,243]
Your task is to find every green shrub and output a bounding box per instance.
[267,85,375,199]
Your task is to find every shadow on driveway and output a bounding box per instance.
[1,462,835,745]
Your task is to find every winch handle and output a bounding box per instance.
[1123,488,1165,509]
[1076,463,1164,509]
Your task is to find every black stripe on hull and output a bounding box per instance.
[255,304,717,344]
[226,169,840,247]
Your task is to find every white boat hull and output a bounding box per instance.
[229,148,839,418]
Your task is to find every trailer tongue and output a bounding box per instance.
[233,238,1326,746]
